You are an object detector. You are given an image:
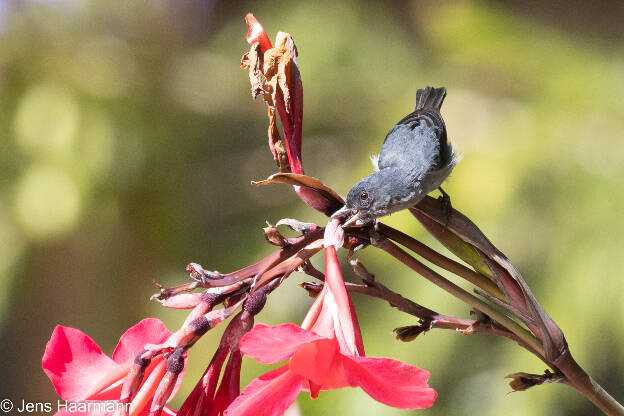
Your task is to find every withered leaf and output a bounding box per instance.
[241,37,296,173]
[394,324,432,342]
[262,32,294,112]
[268,107,290,172]
[263,221,288,247]
[506,371,562,391]
[240,42,265,100]
[252,172,344,207]
[260,31,304,175]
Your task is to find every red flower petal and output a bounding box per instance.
[245,13,272,52]
[343,355,437,409]
[323,245,364,356]
[112,318,172,363]
[224,366,303,416]
[289,338,348,389]
[42,325,117,401]
[300,286,325,331]
[239,323,324,364]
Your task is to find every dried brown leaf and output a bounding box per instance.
[263,221,288,247]
[262,32,293,111]
[506,371,563,391]
[242,37,299,173]
[268,107,290,172]
[394,324,431,342]
[240,42,265,100]
[252,172,344,213]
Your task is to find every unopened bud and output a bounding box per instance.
[149,350,185,416]
[299,281,323,297]
[159,293,202,309]
[120,350,151,401]
[201,291,222,306]
[188,315,211,337]
[263,222,288,246]
[242,286,269,316]
[166,349,185,375]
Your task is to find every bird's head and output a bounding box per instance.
[332,173,389,226]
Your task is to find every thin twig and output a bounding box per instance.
[370,233,544,356]
[376,223,505,300]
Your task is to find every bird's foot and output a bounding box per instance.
[438,187,453,226]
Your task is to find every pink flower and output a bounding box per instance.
[225,221,436,415]
[42,318,185,416]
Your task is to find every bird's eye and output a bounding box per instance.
[360,191,369,201]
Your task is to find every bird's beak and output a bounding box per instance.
[342,211,363,227]
[331,206,364,228]
[331,205,353,219]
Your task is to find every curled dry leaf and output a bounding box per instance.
[240,42,265,100]
[263,221,288,247]
[241,22,302,175]
[268,107,290,172]
[394,324,432,342]
[241,43,290,172]
[506,370,563,391]
[262,32,293,111]
[243,16,344,215]
[252,172,345,216]
[262,32,304,175]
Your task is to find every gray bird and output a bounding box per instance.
[333,86,459,225]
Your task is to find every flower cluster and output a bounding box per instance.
[42,13,436,416]
[43,318,185,416]
[226,220,435,414]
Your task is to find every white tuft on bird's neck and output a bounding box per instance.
[370,154,380,172]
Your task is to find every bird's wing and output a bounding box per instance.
[378,110,449,176]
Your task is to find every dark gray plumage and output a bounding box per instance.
[333,86,458,224]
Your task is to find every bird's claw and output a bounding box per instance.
[438,187,453,226]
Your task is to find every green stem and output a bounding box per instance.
[555,351,624,416]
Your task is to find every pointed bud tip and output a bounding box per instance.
[244,13,272,51]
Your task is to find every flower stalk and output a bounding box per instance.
[41,12,624,416]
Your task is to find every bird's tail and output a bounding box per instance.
[415,86,446,111]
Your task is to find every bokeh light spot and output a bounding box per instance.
[71,36,136,99]
[14,82,79,157]
[14,164,82,240]
[78,110,116,177]
[168,50,244,114]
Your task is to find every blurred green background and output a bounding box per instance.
[1,0,623,415]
